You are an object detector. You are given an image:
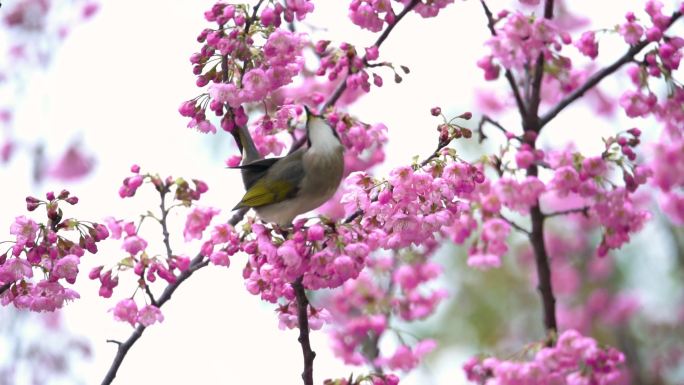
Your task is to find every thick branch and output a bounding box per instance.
[540,11,682,129]
[478,0,527,118]
[522,0,558,340]
[319,0,421,113]
[528,203,557,338]
[292,276,316,385]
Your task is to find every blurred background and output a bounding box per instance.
[1,0,683,384]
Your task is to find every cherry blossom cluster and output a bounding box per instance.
[604,2,684,226]
[478,10,572,81]
[463,330,626,385]
[180,1,309,134]
[330,112,388,174]
[342,157,484,250]
[326,252,442,373]
[0,190,108,312]
[316,41,408,95]
[240,219,371,304]
[348,0,454,32]
[92,165,211,327]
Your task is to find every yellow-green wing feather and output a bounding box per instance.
[235,178,297,208]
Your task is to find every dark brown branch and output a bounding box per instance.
[523,0,558,341]
[543,0,554,19]
[544,206,589,218]
[539,11,682,129]
[292,276,316,385]
[319,0,421,113]
[142,281,158,308]
[478,0,527,118]
[528,204,557,339]
[500,214,530,236]
[0,282,10,296]
[476,115,521,143]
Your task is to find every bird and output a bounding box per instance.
[231,109,345,227]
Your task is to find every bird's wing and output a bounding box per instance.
[230,157,281,171]
[233,152,305,209]
[230,157,281,190]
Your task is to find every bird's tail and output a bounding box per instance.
[236,125,260,164]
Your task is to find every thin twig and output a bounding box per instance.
[292,276,316,385]
[159,189,173,260]
[476,115,520,143]
[544,206,589,219]
[500,214,531,236]
[478,0,527,118]
[142,281,158,308]
[540,11,682,128]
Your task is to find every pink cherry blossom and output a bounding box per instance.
[137,305,164,326]
[183,206,220,241]
[112,298,138,327]
[10,215,39,248]
[52,254,80,284]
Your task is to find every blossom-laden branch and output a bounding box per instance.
[100,169,218,385]
[540,10,683,128]
[320,0,421,113]
[101,254,209,385]
[100,206,248,385]
[478,0,527,118]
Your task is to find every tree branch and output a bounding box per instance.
[159,189,173,260]
[101,209,247,385]
[476,115,520,143]
[521,0,558,341]
[100,254,209,385]
[544,206,589,218]
[319,0,421,113]
[528,204,557,339]
[478,0,527,119]
[292,276,316,385]
[539,11,682,129]
[500,214,531,236]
